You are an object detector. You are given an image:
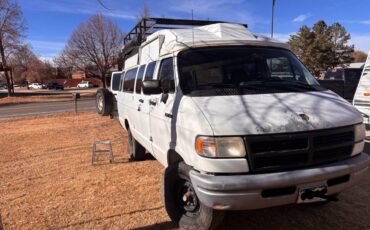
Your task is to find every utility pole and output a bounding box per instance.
[271,0,275,38]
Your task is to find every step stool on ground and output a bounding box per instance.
[92,141,114,164]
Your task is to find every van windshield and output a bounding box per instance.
[177,46,325,96]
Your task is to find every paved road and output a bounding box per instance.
[0,99,96,118]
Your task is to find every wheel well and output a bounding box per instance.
[124,119,129,130]
[167,150,184,166]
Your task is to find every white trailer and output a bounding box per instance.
[353,50,370,120]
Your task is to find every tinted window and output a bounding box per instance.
[120,72,125,91]
[158,58,175,93]
[123,68,137,92]
[345,69,362,84]
[144,61,156,80]
[135,65,146,93]
[325,69,344,80]
[111,73,122,91]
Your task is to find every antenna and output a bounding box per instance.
[192,9,194,46]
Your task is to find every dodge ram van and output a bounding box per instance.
[96,18,370,230]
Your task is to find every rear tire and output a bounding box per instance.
[162,162,225,230]
[96,88,113,116]
[127,128,146,161]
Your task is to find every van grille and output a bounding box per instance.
[245,126,354,173]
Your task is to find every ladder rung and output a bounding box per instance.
[94,150,111,153]
[95,153,111,156]
[94,141,111,145]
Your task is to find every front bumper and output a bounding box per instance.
[190,153,370,210]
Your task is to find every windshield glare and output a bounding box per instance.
[177,47,322,95]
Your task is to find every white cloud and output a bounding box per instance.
[168,0,268,29]
[273,33,295,42]
[292,14,312,23]
[28,40,66,51]
[350,34,370,52]
[26,40,66,60]
[260,32,295,42]
[39,56,55,63]
[170,0,243,14]
[360,20,370,25]
[22,0,135,20]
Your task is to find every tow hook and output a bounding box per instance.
[300,188,339,202]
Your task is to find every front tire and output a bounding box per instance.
[127,128,146,161]
[162,162,225,230]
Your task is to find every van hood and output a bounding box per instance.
[190,90,362,135]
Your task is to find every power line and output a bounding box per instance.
[97,0,113,11]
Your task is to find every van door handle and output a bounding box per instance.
[149,99,157,106]
[165,113,173,118]
[139,99,144,103]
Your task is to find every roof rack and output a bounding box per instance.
[121,17,248,58]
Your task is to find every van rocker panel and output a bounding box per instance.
[189,153,370,210]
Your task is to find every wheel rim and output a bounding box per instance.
[178,181,199,213]
[97,93,104,111]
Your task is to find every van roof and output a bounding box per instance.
[145,23,290,56]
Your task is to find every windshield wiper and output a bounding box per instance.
[197,83,236,89]
[239,80,315,91]
[239,81,265,86]
[280,81,314,89]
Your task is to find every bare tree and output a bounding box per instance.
[136,4,150,21]
[53,52,74,79]
[59,14,124,88]
[0,0,26,96]
[8,44,35,83]
[353,50,367,62]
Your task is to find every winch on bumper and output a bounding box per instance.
[189,153,370,210]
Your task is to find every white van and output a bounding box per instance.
[96,22,370,230]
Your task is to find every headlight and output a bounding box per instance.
[195,136,246,158]
[352,123,366,156]
[354,123,366,142]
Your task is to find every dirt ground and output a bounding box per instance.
[1,112,370,230]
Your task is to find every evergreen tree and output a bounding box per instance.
[288,20,354,76]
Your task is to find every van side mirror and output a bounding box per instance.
[142,80,162,95]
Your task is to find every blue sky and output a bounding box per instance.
[18,0,370,61]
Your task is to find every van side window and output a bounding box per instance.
[111,73,122,91]
[144,61,156,80]
[135,65,146,94]
[158,58,175,93]
[120,71,125,91]
[123,68,138,93]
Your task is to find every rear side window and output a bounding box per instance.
[144,61,156,80]
[135,65,146,93]
[120,71,125,91]
[325,69,344,80]
[158,58,175,93]
[111,73,122,91]
[123,68,138,93]
[345,69,362,84]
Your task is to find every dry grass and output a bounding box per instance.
[0,112,370,229]
[0,92,95,106]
